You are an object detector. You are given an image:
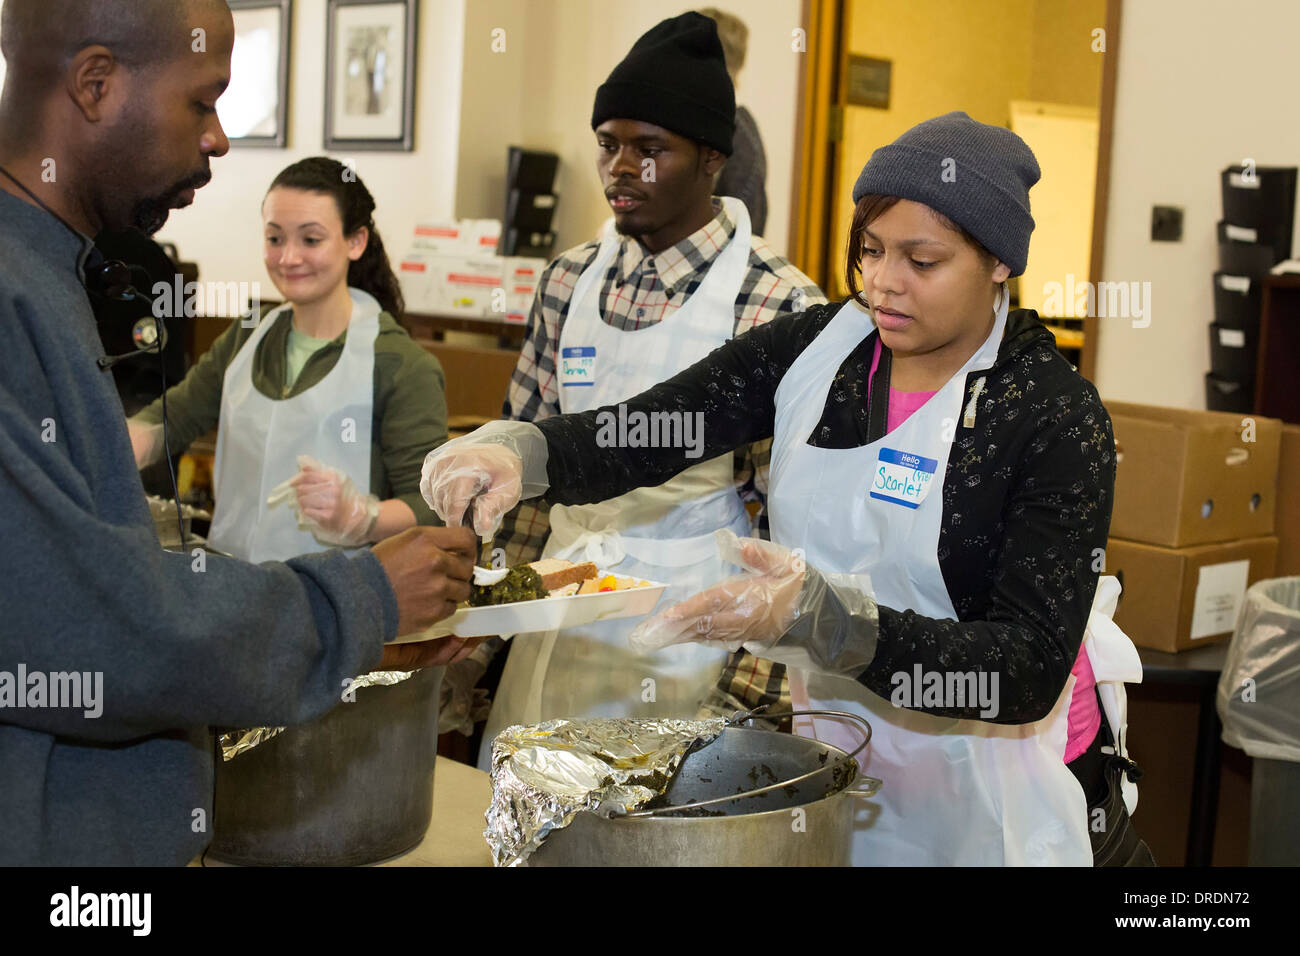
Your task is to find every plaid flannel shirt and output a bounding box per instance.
[489,198,826,722]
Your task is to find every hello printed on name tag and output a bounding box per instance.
[870,447,939,509]
[561,346,597,387]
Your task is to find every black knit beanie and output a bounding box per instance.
[851,112,1041,276]
[591,12,736,156]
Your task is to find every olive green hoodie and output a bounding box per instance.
[135,305,447,523]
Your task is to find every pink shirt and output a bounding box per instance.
[867,338,1099,762]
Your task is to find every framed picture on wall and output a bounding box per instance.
[324,0,418,152]
[218,0,293,148]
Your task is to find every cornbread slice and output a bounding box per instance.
[527,558,598,591]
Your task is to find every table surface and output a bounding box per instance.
[382,757,493,867]
[1138,641,1230,684]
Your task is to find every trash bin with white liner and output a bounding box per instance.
[1216,577,1300,865]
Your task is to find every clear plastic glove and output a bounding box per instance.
[278,455,380,547]
[628,530,879,679]
[127,418,166,470]
[630,532,805,651]
[419,420,551,539]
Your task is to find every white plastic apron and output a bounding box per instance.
[769,290,1093,866]
[208,289,379,563]
[1083,575,1144,813]
[480,199,754,763]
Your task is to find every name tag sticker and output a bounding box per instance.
[870,447,939,509]
[561,346,596,387]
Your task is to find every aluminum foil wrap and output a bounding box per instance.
[485,715,728,867]
[218,669,417,761]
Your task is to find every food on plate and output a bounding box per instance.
[468,559,595,607]
[467,558,656,607]
[578,574,653,595]
[469,566,549,607]
[529,558,598,591]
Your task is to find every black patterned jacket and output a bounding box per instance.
[538,300,1117,725]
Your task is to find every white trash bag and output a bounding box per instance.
[1217,577,1300,763]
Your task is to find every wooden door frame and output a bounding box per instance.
[788,0,1123,386]
[1081,0,1123,383]
[787,0,846,293]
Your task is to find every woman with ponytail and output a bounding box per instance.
[128,156,451,559]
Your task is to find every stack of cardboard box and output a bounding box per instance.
[396,218,546,322]
[1103,402,1284,652]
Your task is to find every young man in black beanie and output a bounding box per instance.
[471,12,825,760]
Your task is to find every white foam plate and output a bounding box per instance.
[392,575,670,642]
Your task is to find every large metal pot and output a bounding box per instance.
[209,665,443,866]
[528,713,879,866]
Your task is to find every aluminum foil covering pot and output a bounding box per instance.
[485,716,728,867]
[217,669,417,761]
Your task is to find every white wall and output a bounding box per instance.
[12,0,1293,409]
[455,0,804,257]
[1095,0,1299,409]
[3,0,804,289]
[155,0,466,307]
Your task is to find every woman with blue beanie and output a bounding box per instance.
[420,112,1151,866]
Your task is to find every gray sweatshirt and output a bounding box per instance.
[0,190,399,865]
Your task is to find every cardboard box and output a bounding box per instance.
[432,254,505,317]
[1104,535,1278,652]
[397,253,438,313]
[400,251,535,319]
[463,219,503,254]
[411,220,465,254]
[1277,425,1300,577]
[502,256,545,324]
[412,219,501,255]
[1106,401,1281,548]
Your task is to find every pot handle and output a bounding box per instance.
[742,707,879,799]
[730,706,873,763]
[845,774,882,798]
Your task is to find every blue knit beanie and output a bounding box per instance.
[851,112,1040,276]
